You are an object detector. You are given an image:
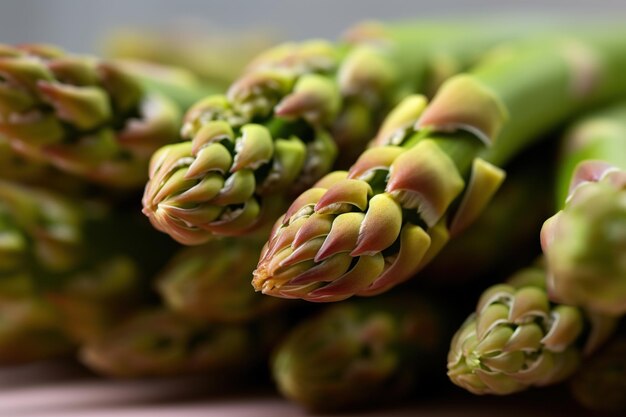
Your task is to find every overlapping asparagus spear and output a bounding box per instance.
[447,266,617,395]
[81,308,284,378]
[0,179,146,357]
[0,44,181,188]
[0,293,72,365]
[272,295,447,411]
[253,32,626,302]
[0,180,87,363]
[156,237,285,322]
[142,20,532,245]
[570,335,626,412]
[541,104,626,315]
[448,104,626,396]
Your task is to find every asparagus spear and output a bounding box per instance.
[0,179,86,276]
[253,31,626,302]
[447,266,617,395]
[81,309,283,378]
[272,295,447,411]
[0,293,72,365]
[541,104,626,315]
[570,336,626,412]
[142,20,532,245]
[0,187,81,363]
[0,43,181,188]
[157,238,286,322]
[0,179,151,351]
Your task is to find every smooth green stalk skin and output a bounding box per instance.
[447,266,616,395]
[142,20,531,245]
[553,104,626,207]
[0,44,181,188]
[272,295,445,411]
[541,105,626,316]
[157,238,285,322]
[570,336,626,412]
[254,31,626,302]
[81,309,282,378]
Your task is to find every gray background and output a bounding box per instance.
[0,0,624,53]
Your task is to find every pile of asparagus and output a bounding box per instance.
[1,19,625,413]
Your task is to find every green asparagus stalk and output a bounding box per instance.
[81,309,283,378]
[253,31,626,302]
[541,104,626,315]
[570,335,626,412]
[157,237,286,322]
[142,20,533,245]
[272,295,447,411]
[447,266,618,395]
[0,43,181,188]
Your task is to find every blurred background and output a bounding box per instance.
[1,0,625,53]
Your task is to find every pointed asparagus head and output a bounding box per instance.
[0,43,180,187]
[542,162,626,315]
[272,296,444,411]
[447,266,617,395]
[253,93,505,301]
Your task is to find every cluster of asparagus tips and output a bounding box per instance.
[447,266,617,395]
[252,89,506,301]
[0,43,180,187]
[141,34,400,245]
[141,20,515,245]
[0,180,86,363]
[253,30,626,302]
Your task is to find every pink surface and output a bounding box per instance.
[0,361,587,417]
